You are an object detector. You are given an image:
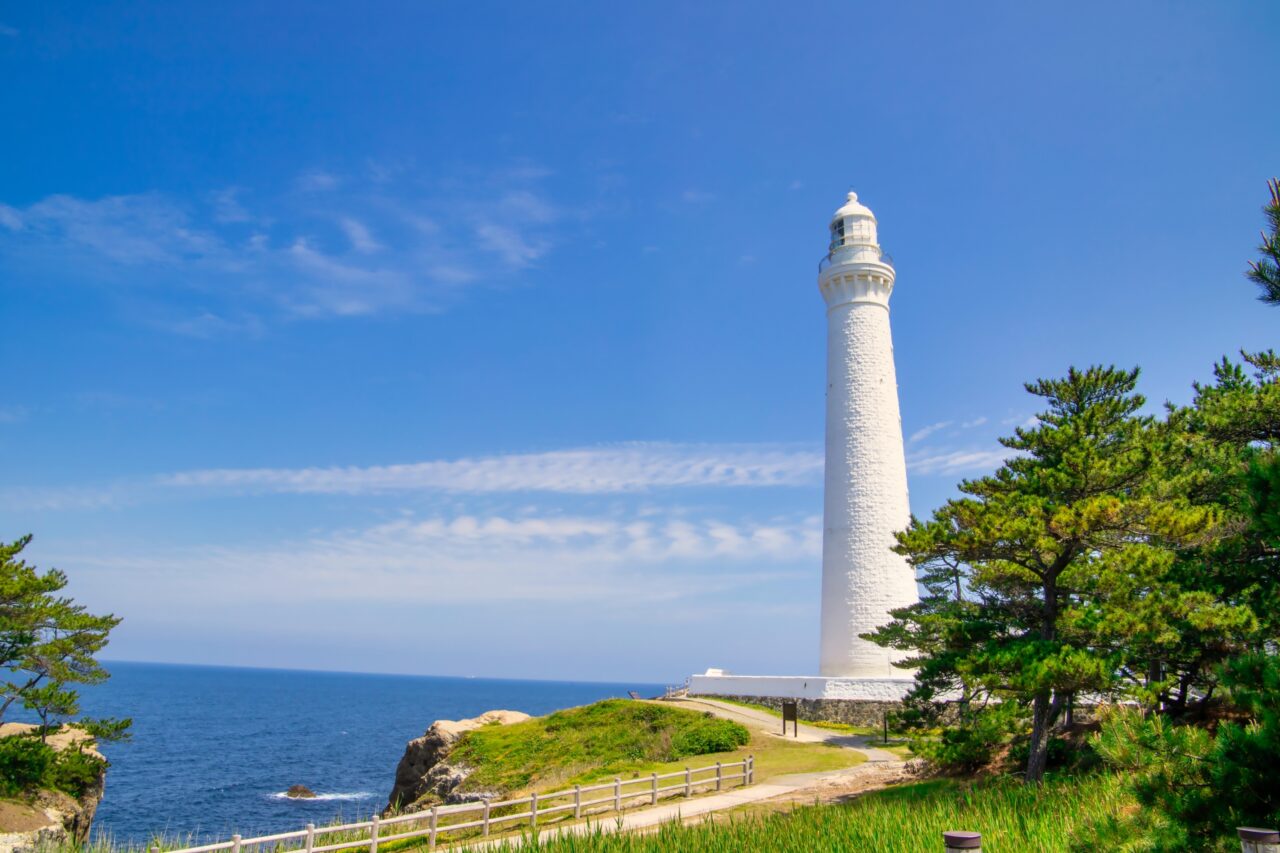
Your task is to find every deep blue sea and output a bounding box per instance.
[63,662,664,846]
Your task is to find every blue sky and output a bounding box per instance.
[2,2,1277,683]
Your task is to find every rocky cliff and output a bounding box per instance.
[0,724,106,853]
[385,710,528,814]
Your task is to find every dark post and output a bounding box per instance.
[943,831,981,852]
[781,701,798,737]
[883,711,889,744]
[1238,827,1280,853]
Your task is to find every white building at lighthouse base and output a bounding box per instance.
[687,671,914,703]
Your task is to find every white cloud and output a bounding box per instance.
[0,168,569,329]
[158,443,824,495]
[961,417,988,428]
[340,217,382,253]
[59,509,820,607]
[1,443,824,514]
[907,447,1012,476]
[908,421,952,443]
[297,171,340,191]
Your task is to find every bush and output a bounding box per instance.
[670,717,750,758]
[912,703,1022,773]
[1010,736,1100,774]
[47,747,106,798]
[0,735,55,797]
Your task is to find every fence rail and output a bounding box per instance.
[153,756,754,853]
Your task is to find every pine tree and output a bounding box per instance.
[1247,178,1280,304]
[866,367,1212,783]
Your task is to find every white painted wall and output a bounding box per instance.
[817,194,919,678]
[688,674,914,702]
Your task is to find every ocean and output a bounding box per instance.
[65,661,665,846]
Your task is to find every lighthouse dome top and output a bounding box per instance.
[827,190,882,256]
[832,191,875,222]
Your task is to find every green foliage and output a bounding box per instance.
[912,703,1022,773]
[669,719,749,757]
[1247,178,1280,305]
[865,366,1213,781]
[446,700,750,795]
[46,746,107,799]
[0,735,55,797]
[0,733,104,799]
[1091,655,1280,851]
[0,535,129,743]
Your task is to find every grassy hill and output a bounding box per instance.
[447,699,751,793]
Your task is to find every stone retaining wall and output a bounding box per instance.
[702,694,903,728]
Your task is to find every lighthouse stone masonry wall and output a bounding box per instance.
[818,281,917,677]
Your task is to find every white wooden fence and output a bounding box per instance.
[154,756,754,853]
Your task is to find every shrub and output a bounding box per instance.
[912,703,1022,773]
[670,717,750,758]
[0,735,56,797]
[48,747,106,798]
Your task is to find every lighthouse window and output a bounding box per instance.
[831,219,846,246]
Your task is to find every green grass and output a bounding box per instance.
[446,700,751,794]
[484,773,1132,852]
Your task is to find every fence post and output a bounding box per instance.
[715,761,723,791]
[305,823,315,853]
[574,784,582,819]
[369,813,380,853]
[650,772,658,805]
[150,847,160,853]
[747,756,754,785]
[231,835,241,853]
[530,792,538,829]
[685,767,692,797]
[1239,827,1280,853]
[943,831,982,851]
[614,777,622,812]
[482,798,491,836]
[429,805,438,850]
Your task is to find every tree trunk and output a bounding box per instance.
[1025,692,1064,784]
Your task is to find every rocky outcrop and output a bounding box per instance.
[285,785,317,799]
[385,710,528,814]
[0,724,106,853]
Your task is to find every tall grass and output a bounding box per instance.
[487,773,1132,852]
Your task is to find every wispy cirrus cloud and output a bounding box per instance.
[2,436,1023,514]
[0,165,570,333]
[908,420,953,443]
[158,443,825,496]
[906,447,1013,476]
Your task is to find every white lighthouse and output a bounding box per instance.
[687,191,918,709]
[817,191,918,678]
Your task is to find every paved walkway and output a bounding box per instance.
[669,696,902,763]
[460,697,904,849]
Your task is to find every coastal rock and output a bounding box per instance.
[285,785,317,799]
[0,724,106,853]
[385,710,528,814]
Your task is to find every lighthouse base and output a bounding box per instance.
[685,673,915,727]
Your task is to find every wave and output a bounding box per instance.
[270,791,377,802]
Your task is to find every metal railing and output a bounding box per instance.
[152,756,754,853]
[819,249,893,273]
